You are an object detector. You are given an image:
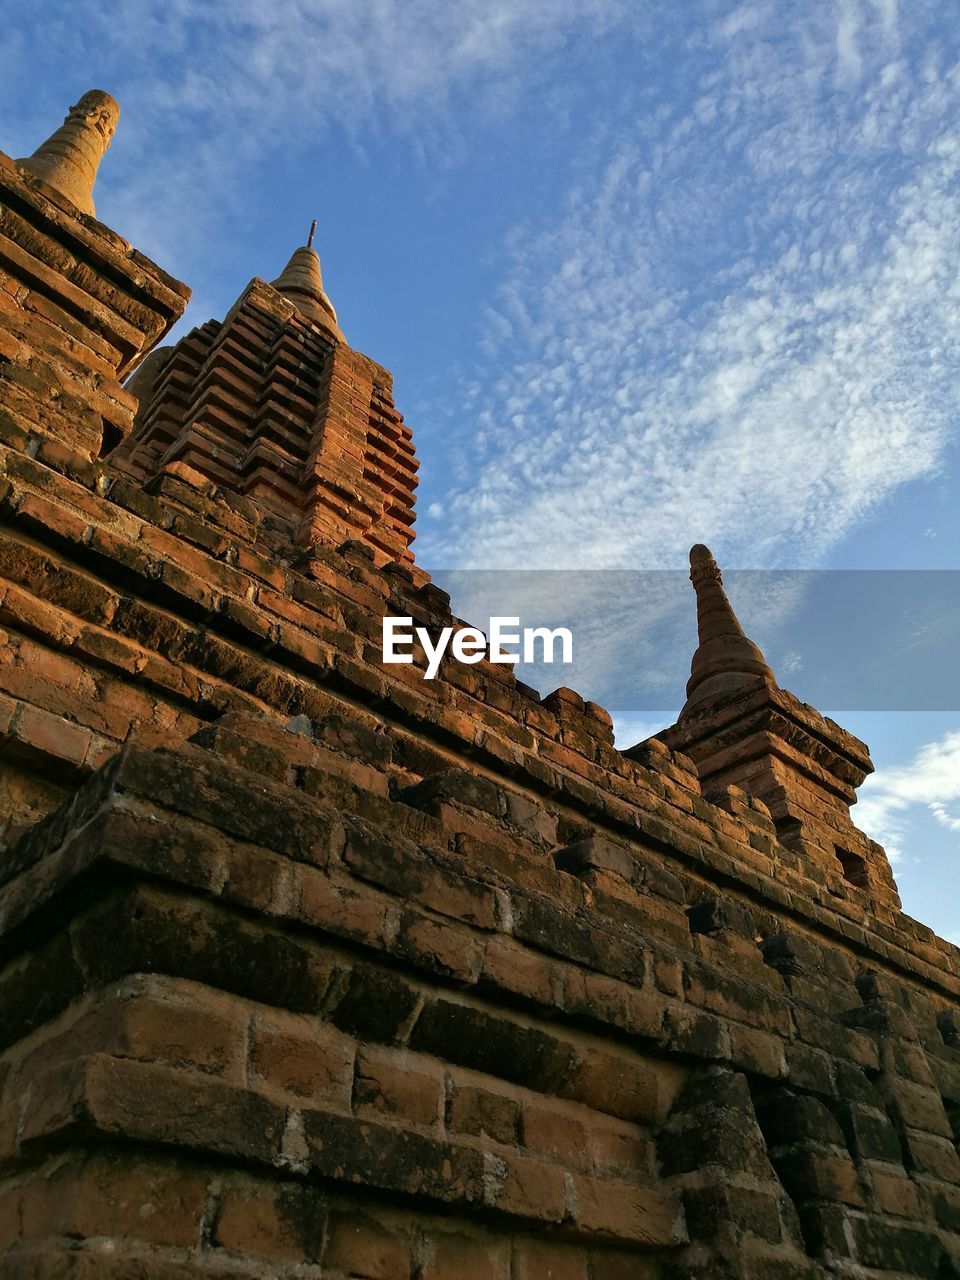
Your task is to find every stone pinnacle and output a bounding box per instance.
[17,90,119,217]
[680,543,776,717]
[271,237,343,340]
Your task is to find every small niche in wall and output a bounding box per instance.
[835,844,869,889]
[774,815,802,846]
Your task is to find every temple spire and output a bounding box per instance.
[16,90,119,217]
[681,543,776,717]
[271,229,343,340]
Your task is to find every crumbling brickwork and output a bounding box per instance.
[0,96,958,1280]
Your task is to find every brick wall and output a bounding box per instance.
[1,128,959,1279]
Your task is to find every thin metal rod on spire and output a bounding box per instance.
[307,219,317,249]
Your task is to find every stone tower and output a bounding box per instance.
[0,95,958,1280]
[658,544,902,913]
[113,230,418,568]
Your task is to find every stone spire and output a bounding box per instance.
[16,90,119,217]
[271,225,343,340]
[681,543,776,717]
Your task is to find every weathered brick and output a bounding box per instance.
[681,1183,784,1245]
[567,1173,686,1246]
[19,1152,208,1249]
[354,1045,443,1127]
[754,1091,846,1149]
[343,821,498,929]
[446,1081,520,1145]
[20,1054,285,1164]
[301,1108,482,1206]
[323,1208,411,1278]
[902,1130,960,1182]
[249,1017,354,1103]
[214,1177,326,1262]
[0,928,88,1058]
[553,835,635,882]
[12,701,92,767]
[482,1151,566,1222]
[851,1217,943,1277]
[410,999,575,1093]
[687,895,757,939]
[560,1048,662,1125]
[419,1229,511,1280]
[108,742,343,866]
[329,962,421,1044]
[13,978,246,1085]
[396,909,485,983]
[836,1101,903,1163]
[771,1151,865,1208]
[71,884,337,1015]
[521,1101,588,1166]
[511,1238,589,1280]
[509,891,646,981]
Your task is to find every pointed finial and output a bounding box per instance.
[271,240,343,340]
[307,219,317,249]
[16,90,119,217]
[680,543,776,717]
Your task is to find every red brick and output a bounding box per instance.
[586,1117,653,1180]
[354,1046,443,1127]
[397,911,484,983]
[521,1102,589,1167]
[446,1082,520,1145]
[560,1050,661,1125]
[483,1153,566,1222]
[0,585,83,652]
[511,1238,589,1280]
[13,701,92,765]
[248,1018,354,1103]
[323,1208,412,1278]
[419,1230,511,1280]
[297,865,399,951]
[15,492,91,543]
[19,1153,208,1248]
[213,1178,326,1261]
[11,984,243,1088]
[482,937,558,1005]
[567,1174,685,1246]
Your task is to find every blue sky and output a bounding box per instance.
[3,1,957,938]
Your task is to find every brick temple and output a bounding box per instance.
[0,92,958,1280]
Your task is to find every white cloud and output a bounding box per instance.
[856,730,960,862]
[611,713,674,749]
[871,0,899,40]
[836,0,865,85]
[420,5,960,572]
[1,0,636,267]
